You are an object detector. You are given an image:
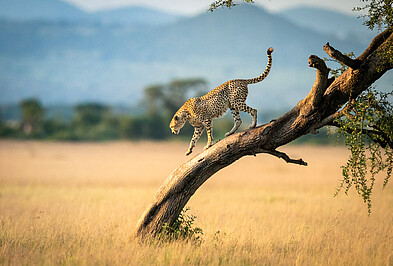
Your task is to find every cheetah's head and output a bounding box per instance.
[169,110,188,134]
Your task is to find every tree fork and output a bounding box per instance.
[135,27,393,238]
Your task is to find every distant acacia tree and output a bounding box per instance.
[144,78,207,117]
[20,98,44,135]
[73,103,109,127]
[0,110,5,136]
[72,103,121,140]
[141,78,208,139]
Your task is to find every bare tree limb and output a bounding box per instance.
[296,55,330,112]
[135,27,393,238]
[307,55,330,108]
[258,149,308,166]
[323,42,362,69]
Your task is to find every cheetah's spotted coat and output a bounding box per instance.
[170,47,274,155]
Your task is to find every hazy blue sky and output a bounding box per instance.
[64,0,364,15]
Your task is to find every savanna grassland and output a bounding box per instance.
[0,140,392,265]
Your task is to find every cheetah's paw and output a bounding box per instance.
[225,132,233,137]
[203,144,213,150]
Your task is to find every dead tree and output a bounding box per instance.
[135,27,393,238]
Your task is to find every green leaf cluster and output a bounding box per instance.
[354,0,393,30]
[334,88,393,213]
[209,0,254,12]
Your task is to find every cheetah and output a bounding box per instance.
[170,47,273,156]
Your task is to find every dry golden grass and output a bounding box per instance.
[0,140,392,265]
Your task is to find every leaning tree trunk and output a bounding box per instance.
[135,27,393,238]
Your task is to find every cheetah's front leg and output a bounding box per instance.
[203,120,214,150]
[186,126,204,156]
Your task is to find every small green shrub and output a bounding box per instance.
[159,207,203,242]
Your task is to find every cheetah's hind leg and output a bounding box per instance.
[225,109,242,137]
[237,103,258,129]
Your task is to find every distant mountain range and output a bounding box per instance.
[278,6,376,45]
[90,7,182,26]
[0,1,391,112]
[0,0,85,21]
[0,0,182,25]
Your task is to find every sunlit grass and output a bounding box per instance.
[0,141,392,264]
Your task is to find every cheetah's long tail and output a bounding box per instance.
[245,47,273,84]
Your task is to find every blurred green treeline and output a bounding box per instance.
[0,78,224,141]
[0,78,333,144]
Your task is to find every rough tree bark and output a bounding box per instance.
[135,27,393,238]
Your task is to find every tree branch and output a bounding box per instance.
[258,149,308,166]
[358,27,393,60]
[135,27,393,238]
[323,42,362,69]
[291,55,329,128]
[371,125,393,149]
[329,121,393,149]
[307,55,330,108]
[307,99,354,134]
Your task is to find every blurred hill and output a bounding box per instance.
[0,3,391,110]
[0,0,85,21]
[90,7,183,26]
[277,6,376,45]
[0,0,182,25]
